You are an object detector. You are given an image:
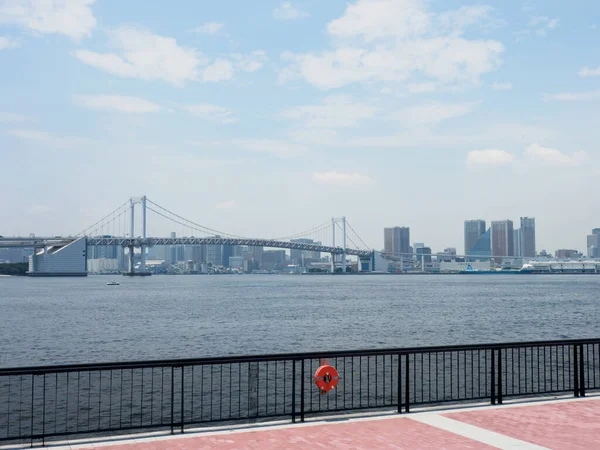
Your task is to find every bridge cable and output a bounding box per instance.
[146,199,243,239]
[345,220,370,250]
[75,200,130,237]
[270,220,332,241]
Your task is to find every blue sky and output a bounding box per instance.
[1,0,599,253]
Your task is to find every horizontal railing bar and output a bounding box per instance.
[1,338,598,376]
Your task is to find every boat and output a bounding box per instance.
[106,280,120,286]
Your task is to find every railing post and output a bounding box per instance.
[573,345,579,398]
[490,349,496,405]
[30,375,35,448]
[181,366,185,433]
[42,374,46,446]
[579,345,586,397]
[300,359,305,422]
[497,349,503,405]
[405,354,410,413]
[292,360,296,423]
[397,353,402,414]
[170,366,175,434]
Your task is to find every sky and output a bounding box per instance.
[0,0,599,253]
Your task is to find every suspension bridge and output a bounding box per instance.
[0,196,377,276]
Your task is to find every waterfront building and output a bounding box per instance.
[468,228,491,260]
[464,220,486,255]
[383,226,410,256]
[206,244,223,266]
[491,220,514,262]
[587,230,600,258]
[416,246,432,263]
[290,238,321,266]
[228,256,244,270]
[555,249,582,259]
[222,244,234,267]
[28,237,87,276]
[520,217,536,257]
[513,229,522,257]
[261,250,286,270]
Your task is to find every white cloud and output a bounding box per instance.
[389,101,477,126]
[183,104,236,124]
[74,27,238,86]
[231,50,268,72]
[273,2,308,20]
[281,95,378,128]
[406,82,437,93]
[466,144,588,170]
[524,143,587,167]
[193,22,224,34]
[187,138,309,158]
[0,111,27,122]
[543,90,600,101]
[0,36,19,49]
[516,15,559,40]
[201,58,234,82]
[578,66,600,77]
[73,95,161,113]
[491,81,512,90]
[466,149,514,168]
[529,16,559,29]
[312,171,372,186]
[216,200,237,209]
[0,0,96,39]
[281,0,504,90]
[7,129,92,148]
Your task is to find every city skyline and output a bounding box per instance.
[1,0,599,252]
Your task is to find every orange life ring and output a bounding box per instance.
[314,365,340,392]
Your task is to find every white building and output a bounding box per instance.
[28,237,87,276]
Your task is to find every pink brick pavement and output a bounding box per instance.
[63,397,600,449]
[96,417,492,450]
[446,398,600,449]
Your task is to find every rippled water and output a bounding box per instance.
[1,274,599,367]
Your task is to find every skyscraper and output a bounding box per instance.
[491,220,514,262]
[464,220,486,255]
[587,229,600,258]
[383,227,410,256]
[222,245,234,267]
[469,229,491,260]
[513,229,522,257]
[520,217,536,257]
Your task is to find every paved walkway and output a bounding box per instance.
[11,396,600,449]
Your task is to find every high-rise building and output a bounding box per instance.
[416,247,432,263]
[383,227,410,256]
[469,229,491,260]
[513,229,522,257]
[206,244,223,266]
[555,249,581,259]
[464,220,486,256]
[491,220,514,262]
[261,250,286,270]
[290,238,321,266]
[587,231,600,258]
[520,217,536,257]
[222,245,234,267]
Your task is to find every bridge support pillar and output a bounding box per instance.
[342,216,347,273]
[330,253,336,273]
[127,245,135,274]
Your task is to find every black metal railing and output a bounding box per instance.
[1,338,599,444]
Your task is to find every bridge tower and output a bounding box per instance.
[126,196,149,276]
[330,217,348,273]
